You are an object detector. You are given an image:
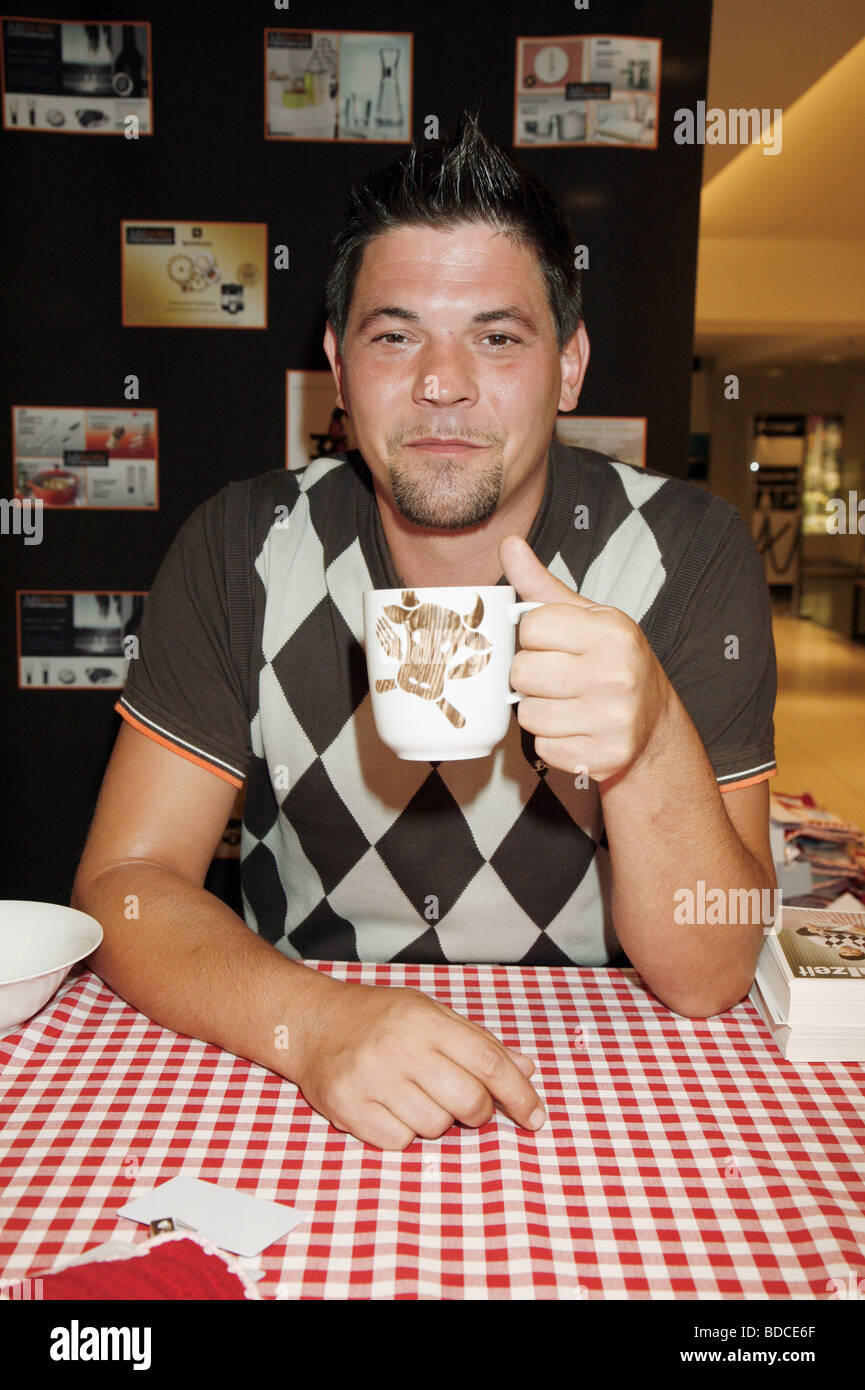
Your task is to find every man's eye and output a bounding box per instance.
[372,332,519,346]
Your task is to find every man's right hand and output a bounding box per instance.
[73,724,543,1152]
[290,979,546,1150]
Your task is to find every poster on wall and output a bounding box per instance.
[121,221,267,329]
[802,414,844,535]
[286,370,357,470]
[555,415,646,468]
[750,415,804,584]
[265,28,412,142]
[17,590,146,690]
[1,18,151,134]
[515,35,660,148]
[13,406,158,508]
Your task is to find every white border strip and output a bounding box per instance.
[716,760,776,785]
[118,697,247,780]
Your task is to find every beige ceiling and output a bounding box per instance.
[694,0,865,366]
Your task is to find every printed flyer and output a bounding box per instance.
[265,28,411,142]
[17,590,145,690]
[286,370,356,470]
[515,34,660,148]
[802,414,844,535]
[13,406,158,508]
[121,221,267,329]
[1,17,151,134]
[555,415,646,468]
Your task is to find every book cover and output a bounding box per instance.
[774,906,865,979]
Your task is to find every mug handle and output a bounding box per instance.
[505,601,544,704]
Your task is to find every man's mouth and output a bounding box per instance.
[406,438,484,453]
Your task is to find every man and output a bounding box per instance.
[73,114,777,1151]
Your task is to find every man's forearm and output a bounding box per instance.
[598,694,775,1018]
[71,863,337,1077]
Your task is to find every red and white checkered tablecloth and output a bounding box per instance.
[1,961,864,1300]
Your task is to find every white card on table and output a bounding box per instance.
[117,1177,305,1257]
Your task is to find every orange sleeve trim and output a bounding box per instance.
[114,702,245,789]
[719,767,777,794]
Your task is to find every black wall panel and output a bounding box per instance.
[0,0,712,901]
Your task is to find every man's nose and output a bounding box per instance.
[411,341,478,408]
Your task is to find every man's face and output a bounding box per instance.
[323,221,587,530]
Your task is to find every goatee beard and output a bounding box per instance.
[387,451,505,530]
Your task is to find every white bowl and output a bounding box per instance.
[0,901,103,1034]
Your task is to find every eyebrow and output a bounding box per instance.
[355,304,540,336]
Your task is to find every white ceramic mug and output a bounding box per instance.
[362,585,543,760]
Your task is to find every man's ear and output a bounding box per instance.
[323,321,346,411]
[558,321,590,413]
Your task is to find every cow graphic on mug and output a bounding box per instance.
[373,590,492,728]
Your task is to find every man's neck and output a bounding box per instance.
[374,448,550,589]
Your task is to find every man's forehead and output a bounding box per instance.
[359,222,542,281]
[351,222,548,316]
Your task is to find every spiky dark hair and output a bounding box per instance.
[325,110,583,353]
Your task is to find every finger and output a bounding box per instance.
[516,695,589,738]
[414,1052,497,1129]
[429,1000,537,1074]
[533,733,599,776]
[517,602,602,654]
[357,1099,420,1151]
[438,1026,544,1132]
[429,994,513,1034]
[500,534,599,608]
[510,649,587,698]
[378,1079,457,1141]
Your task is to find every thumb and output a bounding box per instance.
[499,533,592,607]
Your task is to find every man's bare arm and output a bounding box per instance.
[71,722,337,1077]
[599,693,776,1019]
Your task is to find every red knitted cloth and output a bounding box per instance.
[39,1236,255,1300]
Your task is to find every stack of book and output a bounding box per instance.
[750,904,865,1059]
[770,793,865,907]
